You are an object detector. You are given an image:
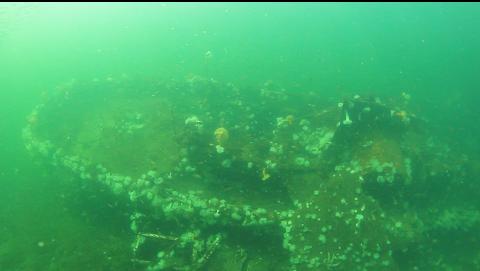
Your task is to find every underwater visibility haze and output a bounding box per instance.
[1,2,480,271]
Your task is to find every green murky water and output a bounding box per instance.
[1,3,480,271]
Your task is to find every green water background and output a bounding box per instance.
[1,3,479,270]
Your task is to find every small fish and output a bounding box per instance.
[204,50,213,59]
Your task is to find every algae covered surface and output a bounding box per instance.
[1,3,480,271]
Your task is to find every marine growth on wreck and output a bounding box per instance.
[22,76,480,271]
